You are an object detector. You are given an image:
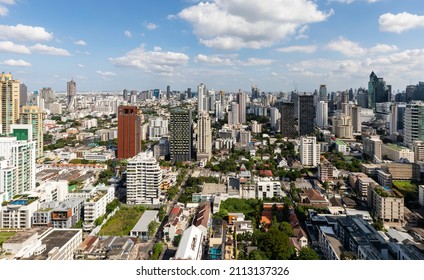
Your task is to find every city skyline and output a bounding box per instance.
[0,1,424,92]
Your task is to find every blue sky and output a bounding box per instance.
[1,0,424,93]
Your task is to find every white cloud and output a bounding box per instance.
[2,59,31,67]
[0,0,16,4]
[166,14,178,20]
[379,12,424,33]
[145,22,158,30]
[0,41,31,54]
[195,54,272,66]
[78,64,85,68]
[0,24,53,41]
[124,30,132,38]
[30,44,71,56]
[295,25,310,40]
[277,45,317,53]
[96,70,116,76]
[326,37,366,57]
[109,46,189,75]
[369,44,398,53]
[178,0,333,50]
[153,46,162,52]
[74,40,86,46]
[0,6,8,16]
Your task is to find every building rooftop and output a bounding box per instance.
[130,210,159,233]
[24,229,82,260]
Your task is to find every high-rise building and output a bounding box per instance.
[413,141,424,163]
[0,136,36,200]
[269,107,281,131]
[66,79,76,110]
[279,102,297,138]
[298,95,315,136]
[148,117,169,141]
[40,87,54,103]
[169,109,192,162]
[368,71,391,110]
[404,101,424,148]
[251,85,260,99]
[123,89,128,101]
[187,88,192,99]
[319,85,328,102]
[117,105,142,159]
[126,151,162,204]
[228,102,239,126]
[166,85,171,100]
[390,102,406,135]
[349,105,362,133]
[197,83,207,114]
[300,136,320,167]
[316,101,328,128]
[197,111,212,161]
[19,83,27,107]
[0,73,20,135]
[237,91,247,124]
[19,106,43,159]
[332,114,353,139]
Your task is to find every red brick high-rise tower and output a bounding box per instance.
[118,105,142,159]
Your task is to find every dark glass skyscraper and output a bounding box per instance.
[368,71,391,110]
[298,95,315,136]
[279,102,297,139]
[170,109,193,162]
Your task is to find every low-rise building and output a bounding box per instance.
[83,185,115,231]
[51,198,84,228]
[173,225,203,260]
[318,226,342,260]
[419,185,424,207]
[368,185,404,224]
[129,210,159,241]
[0,196,40,229]
[382,144,414,162]
[256,178,282,199]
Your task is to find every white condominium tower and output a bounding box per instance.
[126,152,162,204]
[300,136,320,167]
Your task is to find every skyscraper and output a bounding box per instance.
[0,73,20,135]
[166,85,171,100]
[126,151,162,205]
[251,85,260,99]
[316,101,328,128]
[197,111,212,161]
[319,85,328,102]
[40,87,54,103]
[123,89,128,101]
[19,106,43,159]
[170,109,192,162]
[117,105,142,159]
[279,102,297,138]
[368,71,391,110]
[228,102,239,126]
[298,95,315,136]
[237,91,247,124]
[332,114,353,139]
[197,83,206,114]
[66,78,76,110]
[19,83,27,107]
[403,101,424,148]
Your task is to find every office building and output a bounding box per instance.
[66,78,76,110]
[0,73,20,135]
[390,102,406,135]
[117,105,142,159]
[316,101,328,128]
[237,91,247,124]
[404,101,424,148]
[127,152,162,204]
[298,95,315,136]
[251,85,260,99]
[197,111,212,161]
[169,109,192,162]
[300,136,320,167]
[368,72,391,110]
[19,106,43,159]
[319,85,328,102]
[279,102,297,138]
[413,141,424,162]
[349,105,362,133]
[40,87,55,103]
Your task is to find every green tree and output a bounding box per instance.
[148,221,159,238]
[298,246,320,260]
